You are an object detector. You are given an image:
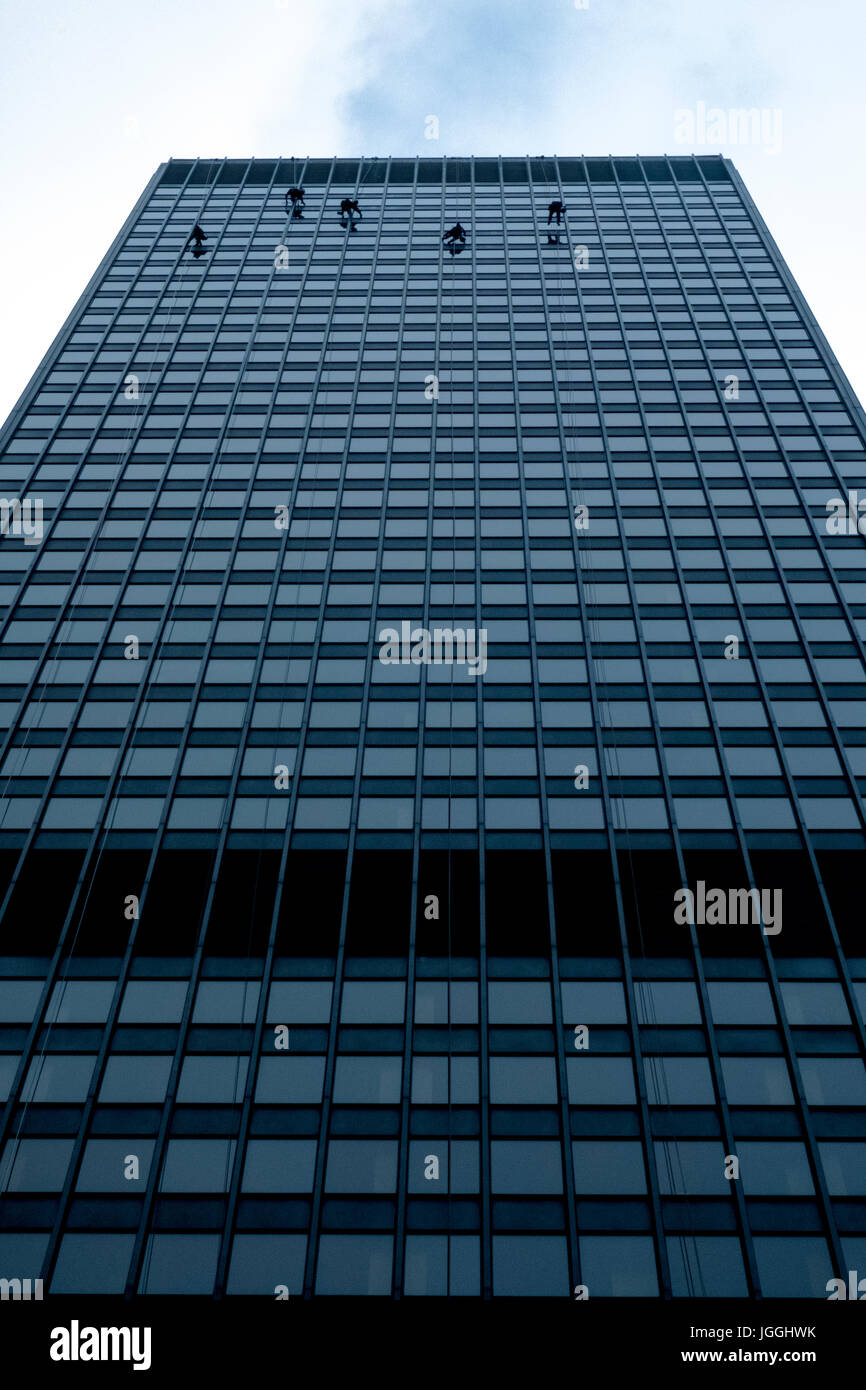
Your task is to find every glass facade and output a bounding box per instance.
[0,154,865,1299]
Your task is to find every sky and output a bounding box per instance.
[1,0,865,423]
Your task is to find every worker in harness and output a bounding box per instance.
[442,221,467,253]
[339,197,363,228]
[184,224,208,257]
[286,187,306,217]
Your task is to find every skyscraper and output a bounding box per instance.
[0,155,865,1301]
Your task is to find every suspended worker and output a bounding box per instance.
[286,187,306,217]
[547,200,567,226]
[442,221,467,248]
[339,197,362,227]
[184,224,208,253]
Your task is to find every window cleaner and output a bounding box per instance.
[184,224,208,257]
[339,197,363,229]
[286,187,306,217]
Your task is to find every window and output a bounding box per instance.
[736,1141,814,1196]
[255,1056,326,1104]
[226,1235,307,1296]
[645,1057,715,1106]
[266,981,332,1023]
[492,1236,569,1298]
[22,1055,96,1104]
[324,1140,398,1193]
[491,1140,562,1193]
[489,1057,558,1105]
[332,1056,402,1104]
[800,1058,866,1107]
[667,1236,747,1298]
[707,981,775,1025]
[0,1138,74,1192]
[176,1056,248,1104]
[403,1235,480,1296]
[241,1140,317,1192]
[654,1141,730,1196]
[818,1142,866,1195]
[752,1237,832,1299]
[51,1235,134,1295]
[560,982,626,1024]
[414,980,478,1024]
[572,1140,646,1193]
[0,980,44,1022]
[567,1057,636,1105]
[339,981,406,1023]
[118,980,188,1023]
[780,982,850,1026]
[634,981,701,1024]
[407,1140,478,1193]
[192,980,260,1024]
[140,1235,219,1295]
[721,1057,794,1107]
[76,1139,155,1192]
[488,982,552,1024]
[160,1139,236,1193]
[315,1235,393,1296]
[411,1056,479,1104]
[579,1236,659,1297]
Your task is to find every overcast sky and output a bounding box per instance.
[1,0,864,422]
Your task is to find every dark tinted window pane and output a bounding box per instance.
[315,1235,393,1295]
[324,1140,398,1193]
[667,1236,748,1298]
[141,1235,219,1294]
[579,1236,659,1297]
[51,1235,134,1295]
[226,1235,307,1296]
[492,1236,569,1297]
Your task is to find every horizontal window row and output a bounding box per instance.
[3,1054,863,1108]
[6,1230,857,1297]
[4,976,863,1025]
[4,1135,865,1197]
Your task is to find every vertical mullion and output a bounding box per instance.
[0,160,221,856]
[0,161,187,639]
[0,157,253,1170]
[573,156,673,1299]
[472,159,492,1302]
[301,158,396,1298]
[521,155,581,1295]
[649,156,848,1281]
[215,156,388,1298]
[664,162,866,1061]
[391,155,424,1300]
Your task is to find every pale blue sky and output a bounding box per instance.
[2,0,865,422]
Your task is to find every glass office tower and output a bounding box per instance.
[0,155,865,1301]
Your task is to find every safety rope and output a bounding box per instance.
[541,156,704,1297]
